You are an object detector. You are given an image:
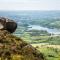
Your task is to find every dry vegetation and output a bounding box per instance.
[0,30,45,60]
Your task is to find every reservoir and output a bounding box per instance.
[28,25,60,34]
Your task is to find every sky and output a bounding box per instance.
[0,0,60,11]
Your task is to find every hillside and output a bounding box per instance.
[30,18,60,29]
[0,17,45,60]
[0,30,44,60]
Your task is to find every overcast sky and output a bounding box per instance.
[0,0,60,10]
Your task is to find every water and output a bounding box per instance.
[28,25,60,34]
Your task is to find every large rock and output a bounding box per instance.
[0,17,17,33]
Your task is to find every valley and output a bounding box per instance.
[0,11,60,60]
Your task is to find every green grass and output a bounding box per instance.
[21,33,60,45]
[32,44,60,60]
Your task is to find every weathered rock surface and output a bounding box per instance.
[0,17,17,33]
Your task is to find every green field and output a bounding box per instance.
[20,33,60,60]
[14,23,60,60]
[30,19,60,29]
[21,33,60,45]
[31,44,60,60]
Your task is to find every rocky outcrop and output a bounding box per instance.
[0,17,45,60]
[0,17,17,33]
[0,30,45,60]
